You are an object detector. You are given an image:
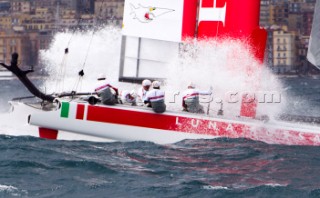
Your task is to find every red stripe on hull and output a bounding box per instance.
[86,105,253,137]
[85,105,320,146]
[76,104,85,120]
[87,106,177,131]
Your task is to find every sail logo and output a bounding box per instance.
[198,0,227,27]
[122,0,261,42]
[122,0,192,42]
[129,3,175,23]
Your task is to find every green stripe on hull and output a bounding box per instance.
[60,102,70,118]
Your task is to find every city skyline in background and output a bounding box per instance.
[0,0,317,75]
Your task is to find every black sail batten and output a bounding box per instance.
[0,53,55,102]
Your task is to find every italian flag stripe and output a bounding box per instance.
[76,104,85,120]
[60,102,70,118]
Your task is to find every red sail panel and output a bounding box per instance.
[197,0,266,118]
[225,0,260,37]
[181,0,198,40]
[250,27,268,64]
[198,0,261,39]
[202,0,214,7]
[198,0,228,39]
[198,21,227,39]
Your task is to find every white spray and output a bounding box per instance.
[40,26,122,93]
[165,38,286,119]
[39,26,286,119]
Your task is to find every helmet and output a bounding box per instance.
[188,82,195,88]
[130,90,137,97]
[97,73,106,80]
[152,81,161,88]
[142,79,151,86]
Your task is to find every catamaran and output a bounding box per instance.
[2,0,320,146]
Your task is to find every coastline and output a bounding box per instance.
[0,75,48,81]
[275,73,320,79]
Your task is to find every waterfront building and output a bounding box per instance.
[272,26,297,73]
[0,1,10,13]
[270,1,289,26]
[0,30,31,66]
[11,0,31,14]
[260,0,271,27]
[94,0,124,26]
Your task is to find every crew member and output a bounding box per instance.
[144,81,166,113]
[182,82,212,113]
[120,90,137,106]
[94,73,119,105]
[137,79,151,104]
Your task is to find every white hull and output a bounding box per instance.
[0,101,111,142]
[22,100,320,146]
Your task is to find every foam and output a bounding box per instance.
[39,26,286,119]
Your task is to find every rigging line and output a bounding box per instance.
[54,12,85,93]
[82,0,106,64]
[73,0,107,93]
[71,29,95,92]
[71,26,95,91]
[72,68,85,92]
[61,5,97,93]
[66,9,87,46]
[55,53,68,93]
[81,31,95,70]
[72,76,83,92]
[216,4,223,38]
[55,55,65,92]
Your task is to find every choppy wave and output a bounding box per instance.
[0,136,320,197]
[0,184,28,197]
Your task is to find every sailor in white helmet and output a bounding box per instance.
[137,79,151,104]
[120,90,137,106]
[94,73,119,105]
[144,81,166,113]
[182,82,212,113]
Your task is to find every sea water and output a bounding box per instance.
[0,131,320,197]
[1,26,320,197]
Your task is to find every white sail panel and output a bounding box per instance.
[122,0,184,42]
[123,58,138,77]
[307,0,320,69]
[125,36,139,58]
[139,38,179,61]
